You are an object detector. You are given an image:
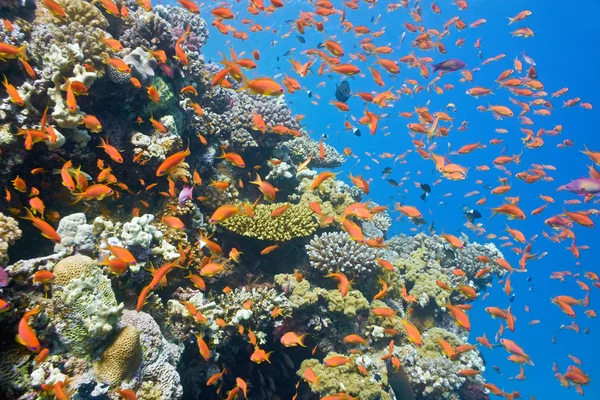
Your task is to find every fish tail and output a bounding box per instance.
[16,44,28,60]
[298,333,309,347]
[507,17,514,25]
[514,151,523,165]
[71,192,84,204]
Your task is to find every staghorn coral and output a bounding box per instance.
[95,325,142,385]
[0,212,21,265]
[53,265,124,355]
[306,232,380,279]
[220,202,318,241]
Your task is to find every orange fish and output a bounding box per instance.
[16,306,42,353]
[97,137,123,163]
[21,208,61,242]
[2,74,24,106]
[280,331,308,347]
[156,142,191,176]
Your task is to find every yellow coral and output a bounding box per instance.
[53,254,94,285]
[95,326,142,385]
[220,202,318,241]
[0,212,21,265]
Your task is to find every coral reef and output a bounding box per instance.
[0,3,520,400]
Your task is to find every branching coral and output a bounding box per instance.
[306,232,380,279]
[220,202,318,241]
[0,212,21,265]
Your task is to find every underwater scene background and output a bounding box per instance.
[0,0,598,399]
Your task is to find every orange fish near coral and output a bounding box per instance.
[156,142,191,176]
[16,306,42,353]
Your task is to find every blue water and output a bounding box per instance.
[176,0,600,398]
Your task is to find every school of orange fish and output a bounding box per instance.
[1,0,599,399]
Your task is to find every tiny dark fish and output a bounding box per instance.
[307,90,312,98]
[387,179,398,187]
[509,294,516,303]
[382,167,392,175]
[284,20,296,25]
[418,183,431,200]
[432,58,466,72]
[277,56,280,61]
[317,42,325,49]
[283,50,294,56]
[463,206,482,223]
[353,127,361,137]
[296,35,305,43]
[429,219,436,234]
[335,81,351,103]
[412,218,427,226]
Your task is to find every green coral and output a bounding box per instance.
[274,274,368,317]
[95,326,143,385]
[220,203,318,241]
[298,356,390,400]
[394,247,450,307]
[419,327,463,359]
[145,77,179,116]
[325,289,369,317]
[53,266,123,356]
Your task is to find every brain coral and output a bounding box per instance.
[95,326,143,385]
[0,212,21,265]
[306,232,380,279]
[220,203,318,241]
[52,254,94,285]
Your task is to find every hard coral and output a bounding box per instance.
[53,266,123,355]
[0,212,22,265]
[220,202,318,241]
[52,254,94,285]
[95,325,142,385]
[306,231,380,279]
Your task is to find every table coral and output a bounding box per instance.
[220,202,318,241]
